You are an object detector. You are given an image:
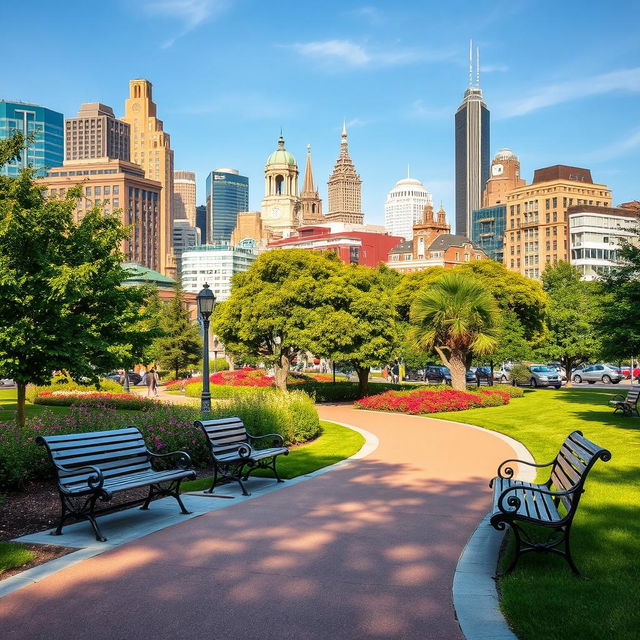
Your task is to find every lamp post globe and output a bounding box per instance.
[196,283,216,414]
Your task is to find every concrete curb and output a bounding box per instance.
[1,421,378,600]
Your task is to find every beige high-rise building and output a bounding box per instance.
[123,79,175,276]
[327,121,363,224]
[65,103,130,162]
[299,144,323,224]
[502,165,612,279]
[39,158,161,270]
[173,170,196,225]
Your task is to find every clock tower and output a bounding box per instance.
[261,134,300,237]
[482,148,525,207]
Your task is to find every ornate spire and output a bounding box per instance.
[277,132,285,149]
[327,120,363,224]
[302,144,316,194]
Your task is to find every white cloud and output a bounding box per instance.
[480,63,509,73]
[144,0,230,48]
[499,67,640,118]
[584,128,640,163]
[286,39,452,71]
[346,117,370,128]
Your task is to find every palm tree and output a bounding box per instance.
[410,272,500,390]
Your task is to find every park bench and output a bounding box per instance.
[489,430,611,576]
[609,388,640,417]
[196,417,288,496]
[37,427,196,542]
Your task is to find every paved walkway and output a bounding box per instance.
[0,405,518,640]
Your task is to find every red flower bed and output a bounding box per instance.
[34,391,159,411]
[354,388,510,415]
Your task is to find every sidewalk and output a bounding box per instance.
[0,404,518,639]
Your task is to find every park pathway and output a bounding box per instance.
[0,405,517,639]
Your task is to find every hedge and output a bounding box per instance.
[34,392,160,411]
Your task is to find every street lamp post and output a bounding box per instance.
[213,336,220,373]
[197,283,216,414]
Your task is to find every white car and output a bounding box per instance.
[0,378,15,386]
[493,365,512,383]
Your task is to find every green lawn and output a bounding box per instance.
[433,388,639,640]
[0,388,71,422]
[0,542,34,574]
[181,420,365,492]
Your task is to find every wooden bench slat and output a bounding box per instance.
[40,428,142,445]
[555,453,582,486]
[558,445,588,474]
[52,441,148,461]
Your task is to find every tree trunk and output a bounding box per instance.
[356,366,370,397]
[449,350,468,391]
[16,381,26,428]
[227,354,235,371]
[175,366,179,381]
[563,357,574,388]
[274,352,290,391]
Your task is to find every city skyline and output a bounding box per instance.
[1,1,639,224]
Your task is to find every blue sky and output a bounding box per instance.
[3,0,640,224]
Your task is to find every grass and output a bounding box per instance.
[432,388,639,640]
[181,420,365,492]
[0,542,34,574]
[0,388,71,422]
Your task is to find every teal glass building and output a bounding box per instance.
[471,204,506,262]
[0,100,64,177]
[205,168,249,243]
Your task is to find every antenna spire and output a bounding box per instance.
[407,164,410,179]
[476,46,480,87]
[469,39,473,87]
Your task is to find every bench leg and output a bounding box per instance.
[497,525,523,576]
[140,485,154,510]
[86,495,107,542]
[563,526,582,577]
[205,466,218,494]
[271,455,285,483]
[172,480,192,514]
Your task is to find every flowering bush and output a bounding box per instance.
[34,391,160,411]
[354,387,512,415]
[164,376,201,391]
[26,378,123,402]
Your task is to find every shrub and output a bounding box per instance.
[492,385,524,398]
[510,364,532,385]
[33,391,160,411]
[354,388,511,415]
[26,378,122,402]
[184,382,259,399]
[296,381,410,402]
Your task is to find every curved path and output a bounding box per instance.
[0,405,518,640]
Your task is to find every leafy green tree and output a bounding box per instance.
[409,272,500,390]
[538,261,601,386]
[149,283,201,380]
[599,234,640,361]
[213,249,343,390]
[491,310,533,366]
[306,264,398,396]
[0,133,150,425]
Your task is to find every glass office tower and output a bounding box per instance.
[205,168,249,243]
[0,100,64,177]
[471,204,506,262]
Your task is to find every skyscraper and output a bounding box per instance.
[327,121,363,224]
[123,79,175,276]
[0,100,63,177]
[173,170,197,225]
[195,204,207,244]
[384,170,433,240]
[299,144,323,224]
[65,103,130,162]
[206,168,249,243]
[455,42,490,237]
[173,218,199,276]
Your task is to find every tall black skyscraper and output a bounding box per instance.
[196,204,207,244]
[455,41,490,237]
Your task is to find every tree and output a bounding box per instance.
[306,264,398,396]
[213,249,343,390]
[0,133,151,425]
[409,272,500,390]
[538,261,601,386]
[149,283,201,380]
[491,309,533,365]
[599,233,640,361]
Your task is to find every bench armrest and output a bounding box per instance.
[54,463,105,491]
[609,394,626,403]
[496,484,580,515]
[494,458,555,482]
[246,432,285,448]
[148,449,192,469]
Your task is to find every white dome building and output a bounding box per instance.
[384,172,433,240]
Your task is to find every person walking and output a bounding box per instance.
[392,362,400,384]
[147,367,159,397]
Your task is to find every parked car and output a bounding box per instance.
[470,366,493,384]
[0,378,15,387]
[465,370,477,385]
[106,371,143,386]
[528,365,562,389]
[493,364,512,383]
[423,365,451,385]
[572,364,622,384]
[546,362,567,381]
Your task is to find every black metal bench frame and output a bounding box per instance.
[489,430,611,576]
[196,418,289,496]
[37,427,196,541]
[610,388,640,417]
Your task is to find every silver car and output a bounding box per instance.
[528,365,562,388]
[572,364,622,384]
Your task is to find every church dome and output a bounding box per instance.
[494,148,517,161]
[267,135,297,166]
[388,175,430,197]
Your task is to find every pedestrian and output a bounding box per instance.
[392,362,399,384]
[147,367,159,397]
[382,365,388,381]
